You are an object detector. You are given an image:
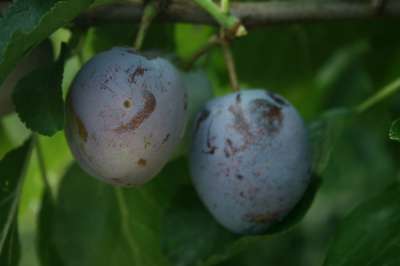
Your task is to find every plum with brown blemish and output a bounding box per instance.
[65,47,187,186]
[190,89,311,234]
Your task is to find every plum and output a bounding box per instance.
[65,47,187,186]
[190,89,311,234]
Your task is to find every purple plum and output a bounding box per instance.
[190,89,311,234]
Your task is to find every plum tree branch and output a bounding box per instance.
[219,0,240,92]
[75,0,400,28]
[0,1,399,118]
[371,0,388,14]
[192,0,246,36]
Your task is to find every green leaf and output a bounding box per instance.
[50,158,188,266]
[12,44,68,136]
[309,108,353,176]
[161,177,321,266]
[324,183,400,266]
[0,122,13,159]
[0,220,20,266]
[389,118,400,142]
[37,188,64,266]
[0,138,32,266]
[0,0,94,87]
[161,186,238,266]
[314,42,369,91]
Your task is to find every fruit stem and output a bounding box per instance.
[134,1,159,51]
[193,0,247,37]
[181,0,244,71]
[34,134,52,196]
[221,37,239,91]
[219,0,240,91]
[221,0,229,13]
[355,77,400,113]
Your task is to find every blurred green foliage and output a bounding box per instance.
[1,0,400,266]
[0,138,31,266]
[324,184,400,266]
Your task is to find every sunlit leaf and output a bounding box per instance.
[0,0,94,87]
[37,188,64,266]
[389,118,400,142]
[0,139,32,266]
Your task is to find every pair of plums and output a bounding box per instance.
[65,47,311,234]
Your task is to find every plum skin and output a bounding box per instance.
[190,89,311,234]
[65,47,187,187]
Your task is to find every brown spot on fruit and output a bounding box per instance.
[202,117,218,154]
[204,133,217,154]
[250,99,283,134]
[243,212,282,224]
[126,48,137,54]
[128,66,148,84]
[68,99,88,142]
[224,103,254,156]
[110,177,135,187]
[224,148,230,158]
[267,91,288,106]
[205,143,217,154]
[114,90,156,133]
[194,109,210,134]
[224,138,240,158]
[76,118,88,142]
[137,158,147,166]
[111,177,125,185]
[162,133,170,144]
[267,106,282,122]
[236,174,244,180]
[183,92,188,111]
[236,93,241,103]
[99,83,117,96]
[228,103,253,142]
[123,99,132,108]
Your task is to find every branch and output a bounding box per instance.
[371,0,388,14]
[221,38,239,91]
[75,0,400,28]
[192,0,246,36]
